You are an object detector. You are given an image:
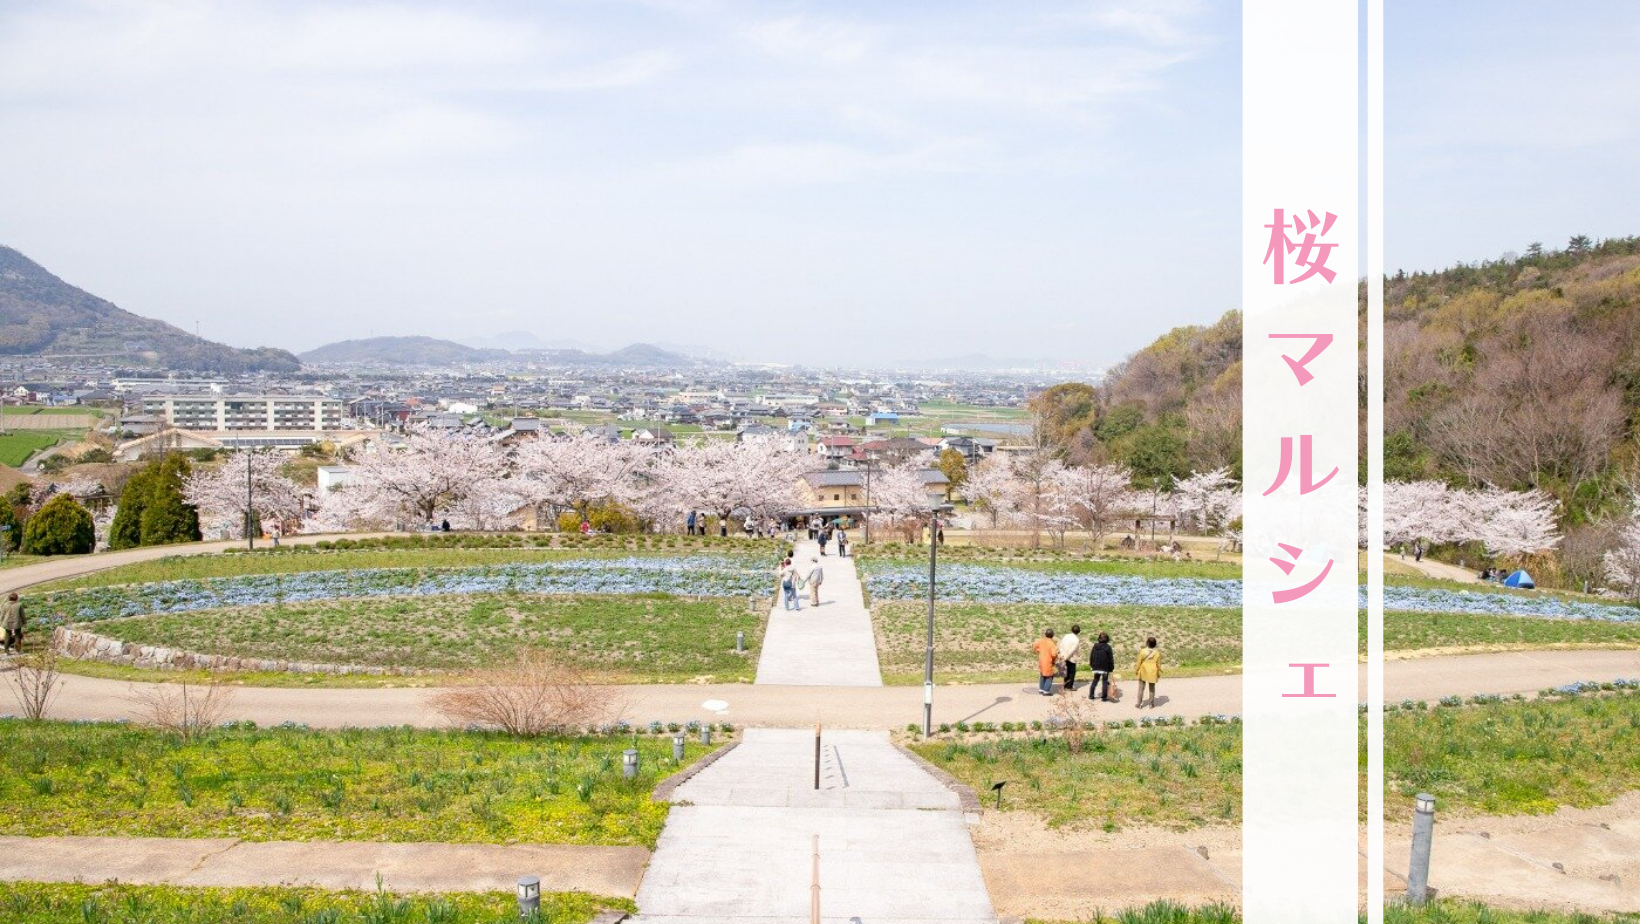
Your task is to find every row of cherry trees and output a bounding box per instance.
[300,429,813,533]
[1378,479,1561,558]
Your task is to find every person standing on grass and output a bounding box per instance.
[1032,628,1058,696]
[687,510,697,536]
[1087,632,1115,702]
[1134,636,1161,708]
[2,593,24,654]
[1057,624,1082,693]
[803,557,825,607]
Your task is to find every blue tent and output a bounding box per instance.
[1502,569,1535,589]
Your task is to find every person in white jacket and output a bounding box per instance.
[1057,624,1082,693]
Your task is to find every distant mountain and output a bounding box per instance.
[460,331,606,352]
[654,341,734,362]
[514,341,700,368]
[300,336,510,365]
[0,246,300,372]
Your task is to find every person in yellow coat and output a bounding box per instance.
[1134,636,1161,708]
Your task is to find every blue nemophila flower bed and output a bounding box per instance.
[865,563,1242,608]
[864,563,1640,623]
[34,556,773,627]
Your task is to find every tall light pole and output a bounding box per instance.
[862,457,873,545]
[244,452,255,551]
[923,503,952,738]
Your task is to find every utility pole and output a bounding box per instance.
[244,452,255,551]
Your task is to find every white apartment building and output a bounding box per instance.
[142,394,344,431]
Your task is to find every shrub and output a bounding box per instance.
[20,494,94,555]
[429,650,628,736]
[0,500,22,552]
[128,681,236,742]
[110,454,200,549]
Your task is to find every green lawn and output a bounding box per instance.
[0,720,718,846]
[87,592,765,681]
[859,547,1240,580]
[1025,901,1640,924]
[913,721,1243,831]
[1382,691,1640,818]
[874,602,1640,685]
[37,540,782,592]
[0,882,630,924]
[875,602,1242,685]
[0,430,73,467]
[916,691,1640,832]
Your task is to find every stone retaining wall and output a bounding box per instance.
[51,626,436,676]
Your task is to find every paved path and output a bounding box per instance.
[0,835,647,897]
[755,542,882,687]
[634,728,995,924]
[31,649,1639,730]
[1384,551,1479,584]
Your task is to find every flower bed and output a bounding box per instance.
[863,563,1640,622]
[32,556,774,627]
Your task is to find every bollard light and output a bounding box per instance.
[623,748,639,779]
[1407,792,1436,906]
[701,726,712,746]
[736,630,746,653]
[672,732,686,761]
[516,875,541,917]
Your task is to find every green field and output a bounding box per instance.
[88,593,765,681]
[0,430,74,467]
[916,692,1640,831]
[0,720,717,846]
[1382,691,1640,817]
[1024,899,1639,924]
[0,882,629,924]
[875,602,1242,685]
[0,406,103,416]
[874,601,1640,685]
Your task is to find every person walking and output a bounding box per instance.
[1057,624,1082,693]
[1087,632,1115,702]
[1134,637,1161,708]
[1032,629,1058,696]
[818,525,830,556]
[803,557,825,607]
[778,558,801,611]
[2,593,24,655]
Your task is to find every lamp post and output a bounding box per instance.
[863,459,873,545]
[1406,793,1436,905]
[516,875,541,917]
[922,503,953,739]
[622,748,639,780]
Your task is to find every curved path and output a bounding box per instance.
[1383,550,1479,584]
[34,649,1640,730]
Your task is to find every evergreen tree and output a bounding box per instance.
[21,494,94,556]
[138,454,201,546]
[0,500,21,552]
[109,466,154,550]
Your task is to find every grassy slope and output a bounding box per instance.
[89,593,765,682]
[916,692,1640,831]
[0,883,630,924]
[0,721,720,846]
[0,430,73,467]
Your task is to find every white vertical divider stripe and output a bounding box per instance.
[1243,2,1361,921]
[1366,0,1387,919]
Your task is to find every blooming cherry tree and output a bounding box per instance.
[183,451,305,539]
[1171,467,1240,536]
[513,435,649,526]
[342,428,511,528]
[1603,508,1640,601]
[960,458,1020,528]
[1463,485,1561,558]
[659,439,806,529]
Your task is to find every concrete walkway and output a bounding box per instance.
[634,728,996,923]
[1384,551,1479,584]
[755,541,882,687]
[0,835,647,898]
[31,649,1640,730]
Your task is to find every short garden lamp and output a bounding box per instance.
[623,748,639,779]
[700,726,712,746]
[672,732,686,761]
[1407,793,1436,905]
[516,875,541,917]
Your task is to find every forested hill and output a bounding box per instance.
[0,246,301,373]
[1384,236,1640,521]
[1029,310,1242,485]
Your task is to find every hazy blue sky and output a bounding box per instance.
[0,2,1632,365]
